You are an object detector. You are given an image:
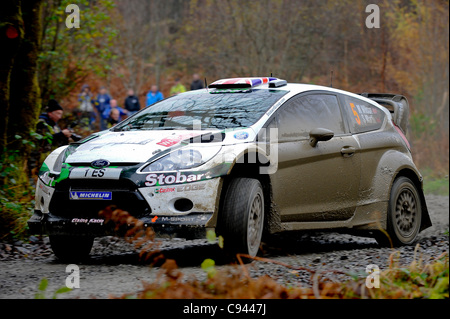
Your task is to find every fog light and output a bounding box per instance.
[173,198,194,212]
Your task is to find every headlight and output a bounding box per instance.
[52,150,66,173]
[142,146,221,172]
[50,145,77,173]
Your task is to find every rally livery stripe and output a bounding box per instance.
[222,78,241,85]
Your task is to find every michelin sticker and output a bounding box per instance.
[70,191,112,200]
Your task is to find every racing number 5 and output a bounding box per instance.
[350,103,361,125]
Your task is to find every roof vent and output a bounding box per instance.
[268,79,287,88]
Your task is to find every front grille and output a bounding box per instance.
[50,179,151,219]
[55,178,138,192]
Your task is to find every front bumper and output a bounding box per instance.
[28,210,214,238]
[29,175,222,239]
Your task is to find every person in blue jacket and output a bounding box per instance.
[146,85,164,106]
[102,99,128,124]
[95,86,112,130]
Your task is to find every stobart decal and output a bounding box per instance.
[144,163,231,188]
[145,171,211,187]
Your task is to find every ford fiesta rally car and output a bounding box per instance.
[28,77,431,261]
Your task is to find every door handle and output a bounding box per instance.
[341,146,356,157]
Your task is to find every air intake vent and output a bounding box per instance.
[268,79,287,88]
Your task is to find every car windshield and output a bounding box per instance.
[113,89,288,131]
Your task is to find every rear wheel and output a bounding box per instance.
[218,178,265,258]
[49,235,94,262]
[377,176,422,247]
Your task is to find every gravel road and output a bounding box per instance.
[0,195,448,299]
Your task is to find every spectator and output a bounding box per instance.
[29,99,72,177]
[170,78,187,96]
[146,85,164,106]
[190,73,204,90]
[107,108,121,128]
[124,89,141,116]
[102,99,128,124]
[95,86,112,130]
[77,84,96,130]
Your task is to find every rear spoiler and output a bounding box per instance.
[359,93,409,134]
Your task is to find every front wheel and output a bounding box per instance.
[377,176,422,247]
[49,235,94,262]
[218,178,265,258]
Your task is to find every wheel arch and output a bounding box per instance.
[393,168,432,232]
[218,151,280,236]
[364,149,431,233]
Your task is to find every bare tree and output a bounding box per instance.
[112,0,187,100]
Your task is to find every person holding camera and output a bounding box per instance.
[29,99,75,178]
[37,99,72,145]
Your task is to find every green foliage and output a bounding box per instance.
[34,278,72,299]
[206,229,224,249]
[377,252,448,299]
[410,110,438,139]
[0,136,36,240]
[337,248,449,299]
[202,230,224,279]
[421,168,449,196]
[39,0,118,101]
[424,178,449,196]
[201,258,217,279]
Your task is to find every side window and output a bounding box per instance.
[343,95,385,133]
[277,94,345,142]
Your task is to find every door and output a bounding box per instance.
[269,93,361,222]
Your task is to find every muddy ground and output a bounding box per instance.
[0,194,448,299]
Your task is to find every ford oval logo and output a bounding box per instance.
[234,131,249,140]
[91,159,110,169]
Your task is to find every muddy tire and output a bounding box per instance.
[49,235,94,262]
[218,178,265,258]
[377,176,422,247]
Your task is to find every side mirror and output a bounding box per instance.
[309,128,334,147]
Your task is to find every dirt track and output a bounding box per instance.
[0,194,448,299]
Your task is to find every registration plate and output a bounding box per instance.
[69,168,122,179]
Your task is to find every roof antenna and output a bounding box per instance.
[204,78,208,92]
[330,70,333,88]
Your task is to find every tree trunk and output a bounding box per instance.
[0,0,23,154]
[8,0,43,149]
[0,0,43,185]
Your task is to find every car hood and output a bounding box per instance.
[65,128,254,164]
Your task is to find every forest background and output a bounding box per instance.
[0,0,448,239]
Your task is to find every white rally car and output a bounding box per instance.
[28,77,430,261]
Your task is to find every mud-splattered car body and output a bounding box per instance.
[28,77,431,260]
